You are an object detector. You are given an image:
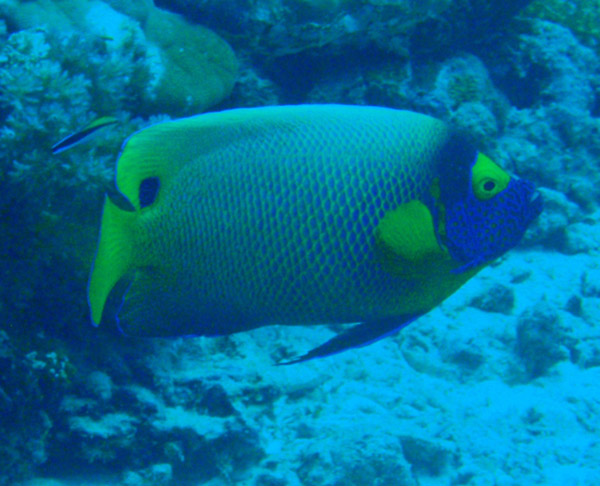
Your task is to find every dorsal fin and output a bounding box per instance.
[115,108,303,210]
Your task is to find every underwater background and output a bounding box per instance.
[1,0,600,485]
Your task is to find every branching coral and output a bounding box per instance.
[0,330,71,486]
[0,28,150,201]
[0,26,155,344]
[2,0,238,115]
[0,8,235,482]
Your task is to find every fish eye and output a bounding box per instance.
[471,153,510,201]
[474,177,501,200]
[483,180,496,192]
[139,177,160,208]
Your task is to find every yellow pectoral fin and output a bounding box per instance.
[375,200,449,277]
[88,196,136,326]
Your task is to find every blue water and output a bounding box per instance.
[1,1,600,485]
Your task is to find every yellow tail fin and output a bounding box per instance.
[88,196,136,326]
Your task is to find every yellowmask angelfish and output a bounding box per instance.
[88,105,542,363]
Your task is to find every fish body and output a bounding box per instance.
[89,105,542,361]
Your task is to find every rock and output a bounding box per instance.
[561,222,600,254]
[151,406,263,483]
[0,330,11,360]
[450,101,498,146]
[68,412,139,463]
[515,301,568,378]
[520,187,579,247]
[142,6,238,115]
[331,437,417,486]
[581,267,600,297]
[576,340,600,369]
[122,465,176,486]
[199,385,237,417]
[85,371,113,402]
[255,473,288,486]
[565,295,583,317]
[145,463,173,485]
[122,471,144,486]
[441,336,486,373]
[0,385,12,412]
[469,283,515,314]
[399,435,455,476]
[228,64,281,108]
[68,412,138,439]
[432,55,506,124]
[409,0,533,58]
[565,175,600,210]
[491,18,600,210]
[510,267,531,284]
[495,19,597,118]
[495,112,564,185]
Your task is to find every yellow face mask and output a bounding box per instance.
[471,152,510,200]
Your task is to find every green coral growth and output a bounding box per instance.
[0,22,174,482]
[0,24,159,350]
[0,27,152,328]
[525,0,600,47]
[0,27,150,201]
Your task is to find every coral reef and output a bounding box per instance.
[493,20,600,206]
[0,0,238,115]
[2,0,600,485]
[0,331,74,486]
[0,26,150,345]
[0,20,150,486]
[144,9,238,114]
[409,0,537,57]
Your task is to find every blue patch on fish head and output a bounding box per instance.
[444,177,543,272]
[436,138,543,272]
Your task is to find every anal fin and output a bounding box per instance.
[279,314,422,365]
